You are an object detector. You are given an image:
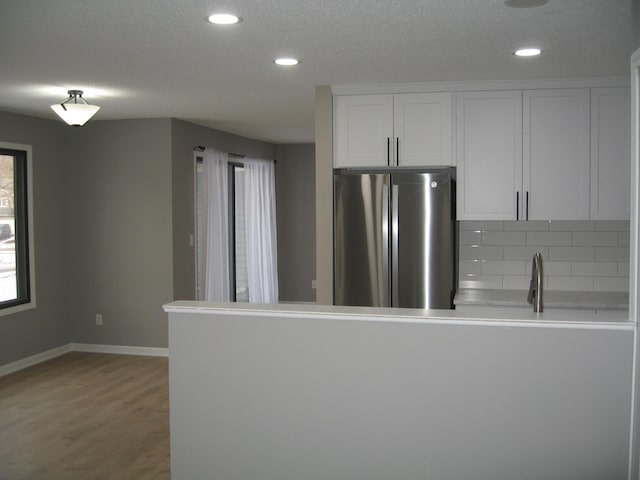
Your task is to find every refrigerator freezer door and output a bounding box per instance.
[392,172,454,309]
[334,173,390,307]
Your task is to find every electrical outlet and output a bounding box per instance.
[96,314,103,326]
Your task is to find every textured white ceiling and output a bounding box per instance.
[0,0,631,143]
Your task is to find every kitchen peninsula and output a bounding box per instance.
[165,301,634,480]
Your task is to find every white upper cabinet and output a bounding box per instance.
[456,91,522,220]
[333,95,393,168]
[523,89,591,220]
[590,87,630,220]
[335,82,629,221]
[458,88,592,221]
[393,93,453,167]
[334,93,453,168]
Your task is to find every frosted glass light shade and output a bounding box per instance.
[514,48,541,57]
[51,103,100,127]
[208,13,240,24]
[274,58,299,66]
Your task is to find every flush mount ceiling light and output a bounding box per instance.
[208,13,240,24]
[515,48,541,57]
[275,58,299,66]
[50,90,100,127]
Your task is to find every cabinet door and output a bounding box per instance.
[523,89,590,220]
[334,95,393,168]
[393,92,453,166]
[590,87,630,220]
[456,91,522,220]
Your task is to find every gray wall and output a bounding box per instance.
[0,111,71,365]
[170,119,277,302]
[275,144,316,302]
[68,118,280,347]
[0,112,313,365]
[65,119,174,348]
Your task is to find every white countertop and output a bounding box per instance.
[164,300,634,329]
[455,288,629,310]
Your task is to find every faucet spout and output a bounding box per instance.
[527,252,544,312]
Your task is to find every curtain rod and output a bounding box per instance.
[193,145,276,163]
[193,145,245,158]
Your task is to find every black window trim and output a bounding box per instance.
[0,142,35,316]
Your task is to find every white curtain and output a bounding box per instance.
[201,148,230,301]
[244,158,279,303]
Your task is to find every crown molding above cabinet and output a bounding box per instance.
[331,76,629,96]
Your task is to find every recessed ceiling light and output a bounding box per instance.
[208,13,240,25]
[275,58,299,66]
[505,0,548,7]
[515,48,541,57]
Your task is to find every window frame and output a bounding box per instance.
[0,142,35,316]
[228,161,247,303]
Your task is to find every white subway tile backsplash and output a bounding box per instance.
[459,260,482,275]
[459,221,504,231]
[595,220,630,232]
[571,231,618,247]
[503,246,550,260]
[501,275,532,290]
[458,230,481,245]
[619,232,630,247]
[526,231,572,246]
[548,246,595,262]
[457,220,629,293]
[481,260,526,275]
[459,245,503,261]
[458,274,503,290]
[543,261,572,276]
[548,220,595,231]
[594,277,630,292]
[595,247,630,262]
[503,220,550,232]
[618,262,630,276]
[571,262,618,277]
[481,231,526,246]
[547,276,595,292]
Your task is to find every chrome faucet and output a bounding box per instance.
[527,252,544,312]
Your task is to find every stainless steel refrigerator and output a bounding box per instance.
[334,167,456,309]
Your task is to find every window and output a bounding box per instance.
[194,150,278,303]
[229,163,249,302]
[0,143,34,314]
[195,154,249,302]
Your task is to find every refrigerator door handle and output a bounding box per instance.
[391,183,399,307]
[382,183,390,307]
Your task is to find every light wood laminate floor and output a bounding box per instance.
[0,352,170,480]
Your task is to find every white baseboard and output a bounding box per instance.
[71,343,169,357]
[0,343,169,377]
[0,344,72,377]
